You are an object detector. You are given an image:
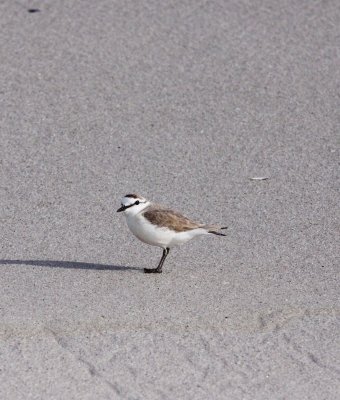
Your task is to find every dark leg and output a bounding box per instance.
[144,248,170,273]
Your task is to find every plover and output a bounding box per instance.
[117,194,227,273]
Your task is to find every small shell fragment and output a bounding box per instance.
[249,177,269,181]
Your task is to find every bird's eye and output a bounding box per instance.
[135,200,140,205]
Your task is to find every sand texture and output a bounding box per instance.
[0,0,339,399]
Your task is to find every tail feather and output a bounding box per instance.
[203,225,228,236]
[209,231,226,236]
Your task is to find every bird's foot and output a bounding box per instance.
[144,268,162,273]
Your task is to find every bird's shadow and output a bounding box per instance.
[0,259,141,272]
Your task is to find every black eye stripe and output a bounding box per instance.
[121,200,144,211]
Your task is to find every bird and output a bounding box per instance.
[117,194,227,273]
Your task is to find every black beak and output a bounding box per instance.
[117,205,126,212]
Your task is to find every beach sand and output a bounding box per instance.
[1,1,339,398]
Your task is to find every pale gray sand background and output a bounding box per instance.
[1,0,339,399]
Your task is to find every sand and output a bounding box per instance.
[0,0,339,399]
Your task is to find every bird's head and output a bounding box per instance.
[117,194,150,215]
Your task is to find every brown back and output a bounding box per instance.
[143,207,201,232]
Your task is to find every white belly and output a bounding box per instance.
[125,214,207,249]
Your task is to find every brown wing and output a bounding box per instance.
[143,208,201,232]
